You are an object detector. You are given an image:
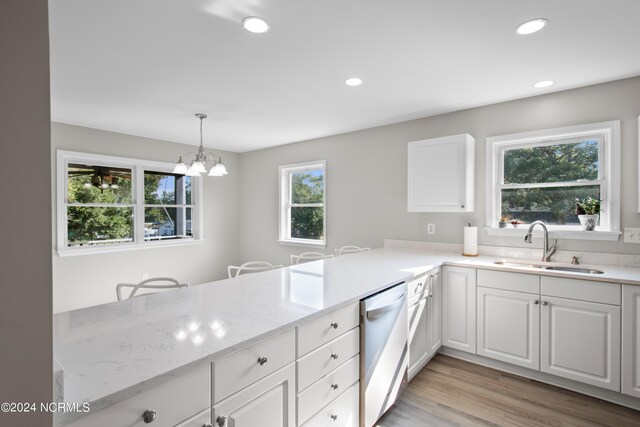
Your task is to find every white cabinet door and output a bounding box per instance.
[407,134,475,212]
[541,296,620,391]
[477,287,540,370]
[408,297,429,380]
[427,269,442,357]
[212,364,295,427]
[623,285,640,398]
[442,266,476,354]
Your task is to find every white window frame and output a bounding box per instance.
[56,150,204,256]
[485,121,621,241]
[278,160,326,248]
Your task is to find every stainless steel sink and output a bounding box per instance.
[493,260,604,274]
[543,266,604,274]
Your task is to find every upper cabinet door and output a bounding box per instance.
[407,134,475,212]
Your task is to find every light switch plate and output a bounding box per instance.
[624,228,640,243]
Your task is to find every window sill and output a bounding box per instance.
[485,227,621,241]
[57,239,204,257]
[277,239,326,249]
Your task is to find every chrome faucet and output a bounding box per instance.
[524,220,557,262]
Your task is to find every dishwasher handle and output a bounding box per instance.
[366,294,406,319]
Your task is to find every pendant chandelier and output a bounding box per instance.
[172,113,228,177]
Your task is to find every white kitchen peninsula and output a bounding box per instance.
[53,244,640,426]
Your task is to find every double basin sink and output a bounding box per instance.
[493,260,604,275]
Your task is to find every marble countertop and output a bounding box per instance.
[53,246,640,424]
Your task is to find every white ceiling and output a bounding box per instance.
[49,0,640,153]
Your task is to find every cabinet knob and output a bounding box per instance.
[216,415,227,427]
[330,353,339,360]
[257,356,268,366]
[533,300,539,305]
[331,414,338,421]
[331,383,339,390]
[330,322,339,329]
[542,301,548,306]
[142,409,157,423]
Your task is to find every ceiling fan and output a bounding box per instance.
[68,164,131,191]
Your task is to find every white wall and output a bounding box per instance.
[52,123,241,313]
[0,0,52,424]
[239,77,640,266]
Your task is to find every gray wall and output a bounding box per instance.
[52,123,241,313]
[239,77,640,266]
[0,0,53,424]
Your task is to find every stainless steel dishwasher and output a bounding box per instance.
[360,282,408,427]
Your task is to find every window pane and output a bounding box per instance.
[504,140,599,184]
[501,185,600,225]
[67,164,132,204]
[144,171,191,205]
[291,170,324,204]
[67,206,133,246]
[291,207,324,240]
[145,207,192,240]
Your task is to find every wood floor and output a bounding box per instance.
[376,354,640,427]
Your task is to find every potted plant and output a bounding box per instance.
[575,197,601,231]
[498,216,509,228]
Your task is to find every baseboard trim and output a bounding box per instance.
[437,346,640,412]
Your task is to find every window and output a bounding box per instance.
[279,161,326,247]
[57,151,202,255]
[486,121,620,240]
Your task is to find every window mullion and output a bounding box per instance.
[135,166,145,244]
[499,180,604,190]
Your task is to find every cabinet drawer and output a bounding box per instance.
[65,364,210,427]
[175,408,211,427]
[297,355,360,425]
[297,303,359,357]
[541,276,620,305]
[301,381,359,427]
[407,273,429,300]
[477,269,539,294]
[297,328,360,392]
[213,328,295,403]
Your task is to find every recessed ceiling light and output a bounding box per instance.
[516,18,548,35]
[534,80,555,88]
[242,16,269,34]
[345,77,363,87]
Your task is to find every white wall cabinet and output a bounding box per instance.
[477,287,540,370]
[442,266,476,354]
[407,134,475,212]
[212,364,295,427]
[623,284,640,398]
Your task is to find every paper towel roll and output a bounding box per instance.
[463,226,478,256]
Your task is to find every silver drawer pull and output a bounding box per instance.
[330,322,339,329]
[542,301,549,306]
[216,415,227,427]
[330,353,339,360]
[257,356,268,366]
[142,409,156,423]
[331,383,339,390]
[331,414,338,421]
